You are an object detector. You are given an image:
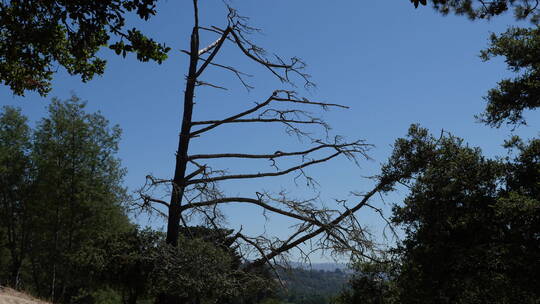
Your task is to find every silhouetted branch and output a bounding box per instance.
[187,152,341,185]
[135,0,388,272]
[195,80,228,90]
[188,141,367,160]
[248,181,388,268]
[195,27,231,77]
[190,91,348,137]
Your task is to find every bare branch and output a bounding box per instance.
[188,142,364,160]
[193,117,325,126]
[281,223,314,247]
[144,175,172,186]
[195,27,232,77]
[130,194,169,218]
[180,196,320,225]
[141,195,170,208]
[236,233,285,287]
[229,29,293,70]
[190,91,348,137]
[190,94,275,137]
[248,181,387,268]
[199,26,233,38]
[185,166,206,181]
[202,60,254,90]
[228,29,313,87]
[187,151,341,185]
[195,80,228,90]
[135,2,388,274]
[272,96,349,109]
[271,90,350,110]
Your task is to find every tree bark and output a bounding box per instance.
[8,258,22,289]
[156,2,199,304]
[165,2,199,247]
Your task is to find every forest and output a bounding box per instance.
[0,0,539,303]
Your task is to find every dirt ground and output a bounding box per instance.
[0,287,49,304]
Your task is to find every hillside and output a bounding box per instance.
[0,287,48,304]
[276,267,350,304]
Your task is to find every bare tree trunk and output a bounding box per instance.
[50,206,60,303]
[8,258,21,289]
[143,1,393,302]
[156,3,199,304]
[7,232,22,290]
[165,0,199,247]
[126,291,138,304]
[5,193,24,290]
[30,251,43,297]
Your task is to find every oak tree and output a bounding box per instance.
[389,126,539,303]
[0,0,170,96]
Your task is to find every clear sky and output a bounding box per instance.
[1,1,539,262]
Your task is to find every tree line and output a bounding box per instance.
[0,99,275,304]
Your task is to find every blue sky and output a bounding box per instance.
[1,1,539,262]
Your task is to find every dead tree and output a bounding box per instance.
[137,0,401,276]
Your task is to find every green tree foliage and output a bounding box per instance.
[276,267,350,304]
[0,107,32,288]
[390,127,505,303]
[70,227,163,304]
[478,26,540,127]
[389,126,539,304]
[152,236,251,303]
[93,228,163,304]
[408,1,540,127]
[0,0,170,96]
[336,261,397,304]
[0,99,278,304]
[340,126,539,304]
[74,226,276,304]
[0,97,132,303]
[410,0,540,22]
[28,96,131,302]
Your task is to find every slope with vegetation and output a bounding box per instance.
[0,287,50,304]
[275,267,349,304]
[0,100,275,304]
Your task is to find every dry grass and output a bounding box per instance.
[0,287,49,304]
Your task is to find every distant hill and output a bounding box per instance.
[274,267,351,304]
[287,262,351,272]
